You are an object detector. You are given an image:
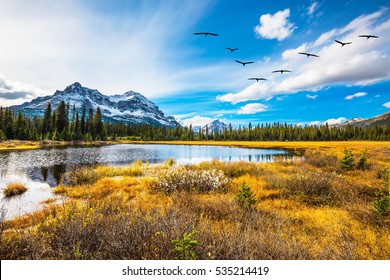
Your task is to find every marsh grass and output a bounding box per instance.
[1,143,390,260]
[3,183,28,198]
[63,160,144,186]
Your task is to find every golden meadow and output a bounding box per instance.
[1,141,389,259]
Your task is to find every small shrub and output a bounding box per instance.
[172,230,198,260]
[73,241,83,260]
[356,152,371,171]
[3,183,27,198]
[64,165,98,186]
[236,182,257,209]
[164,158,176,167]
[153,167,231,194]
[373,189,390,216]
[190,160,261,178]
[286,171,333,197]
[304,150,338,168]
[339,148,355,170]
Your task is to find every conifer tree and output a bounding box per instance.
[93,107,104,140]
[55,100,69,134]
[41,102,52,137]
[87,108,94,139]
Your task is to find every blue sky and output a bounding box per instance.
[0,0,389,126]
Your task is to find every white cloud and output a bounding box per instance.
[375,95,381,98]
[310,121,321,126]
[383,102,390,108]
[307,2,320,16]
[219,9,390,104]
[0,0,215,105]
[0,74,49,106]
[345,92,367,100]
[323,117,347,125]
[180,116,215,127]
[217,82,273,104]
[254,9,296,41]
[237,103,268,115]
[306,94,318,99]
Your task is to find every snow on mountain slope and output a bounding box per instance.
[10,82,179,128]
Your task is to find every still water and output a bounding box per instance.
[0,144,289,219]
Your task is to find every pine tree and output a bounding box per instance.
[14,112,26,139]
[74,111,81,140]
[339,148,355,170]
[80,105,86,134]
[87,108,95,139]
[93,107,104,140]
[55,100,69,134]
[236,182,257,209]
[41,102,52,137]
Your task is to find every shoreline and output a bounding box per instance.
[1,139,390,153]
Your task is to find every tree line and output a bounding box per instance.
[0,101,104,141]
[0,101,390,142]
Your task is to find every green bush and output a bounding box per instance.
[236,182,257,209]
[339,148,355,170]
[373,189,390,216]
[356,152,371,171]
[172,230,198,260]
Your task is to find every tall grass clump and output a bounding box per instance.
[153,166,231,194]
[284,171,333,204]
[304,150,338,168]
[190,160,261,178]
[64,165,98,186]
[3,183,27,198]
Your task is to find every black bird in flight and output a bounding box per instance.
[334,40,352,47]
[248,78,267,82]
[272,70,292,74]
[194,32,219,36]
[235,60,254,67]
[358,34,379,40]
[298,52,319,58]
[226,47,239,53]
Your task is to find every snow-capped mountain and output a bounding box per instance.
[10,82,179,127]
[205,119,227,132]
[333,111,390,128]
[184,119,227,133]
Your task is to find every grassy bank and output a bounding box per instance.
[0,142,389,259]
[2,139,390,153]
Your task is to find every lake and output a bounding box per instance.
[0,144,290,219]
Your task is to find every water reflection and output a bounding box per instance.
[0,144,291,187]
[0,144,293,219]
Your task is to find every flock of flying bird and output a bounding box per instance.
[193,31,379,82]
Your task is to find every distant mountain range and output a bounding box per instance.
[10,82,179,127]
[9,82,389,130]
[333,111,390,128]
[183,119,228,133]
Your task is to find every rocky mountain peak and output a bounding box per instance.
[10,83,179,128]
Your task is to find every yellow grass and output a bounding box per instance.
[3,183,28,198]
[1,141,389,259]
